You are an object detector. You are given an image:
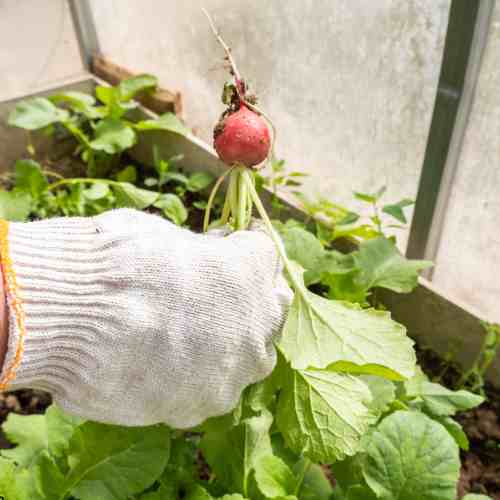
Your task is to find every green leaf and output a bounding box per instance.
[184,484,214,499]
[359,375,396,415]
[0,457,22,500]
[50,91,103,119]
[353,187,385,204]
[354,237,432,293]
[406,380,484,416]
[35,451,65,499]
[116,165,137,183]
[145,177,158,187]
[362,411,460,500]
[83,182,111,201]
[346,485,377,500]
[65,422,170,500]
[135,113,190,136]
[200,411,273,494]
[338,211,360,225]
[154,193,188,225]
[332,223,379,242]
[186,172,215,192]
[431,416,469,450]
[254,455,297,498]
[90,118,137,154]
[1,413,48,466]
[279,227,325,286]
[382,199,414,224]
[164,171,189,185]
[8,97,69,130]
[329,455,365,493]
[46,405,83,458]
[0,190,31,221]
[95,86,137,119]
[14,159,48,198]
[118,74,158,101]
[298,463,333,500]
[278,267,415,379]
[276,368,374,462]
[113,182,158,209]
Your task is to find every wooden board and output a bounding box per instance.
[92,55,183,116]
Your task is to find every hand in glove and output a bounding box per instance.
[0,208,292,428]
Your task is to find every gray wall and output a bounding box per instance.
[432,1,500,322]
[89,0,450,251]
[0,0,85,101]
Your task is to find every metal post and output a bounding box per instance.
[68,0,101,71]
[406,0,495,270]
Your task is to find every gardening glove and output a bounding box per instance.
[0,208,292,428]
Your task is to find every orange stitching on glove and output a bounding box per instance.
[0,219,26,391]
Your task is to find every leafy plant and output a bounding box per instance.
[0,78,485,500]
[457,321,500,395]
[295,184,416,246]
[8,75,189,177]
[255,157,307,216]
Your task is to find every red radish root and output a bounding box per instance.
[214,105,271,168]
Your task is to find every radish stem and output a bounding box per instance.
[203,166,233,232]
[236,167,248,230]
[242,169,304,292]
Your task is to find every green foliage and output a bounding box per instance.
[154,193,188,225]
[276,368,374,462]
[8,75,187,177]
[363,411,460,500]
[2,89,483,500]
[0,406,170,500]
[8,97,70,130]
[0,190,31,221]
[457,321,500,395]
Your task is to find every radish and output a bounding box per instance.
[202,10,277,232]
[214,104,270,168]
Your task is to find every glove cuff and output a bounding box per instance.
[0,217,104,400]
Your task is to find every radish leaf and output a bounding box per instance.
[278,267,415,379]
[362,411,460,500]
[276,368,374,462]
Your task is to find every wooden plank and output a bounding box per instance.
[92,55,183,116]
[380,278,498,382]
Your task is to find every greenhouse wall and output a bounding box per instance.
[89,0,450,249]
[0,0,85,101]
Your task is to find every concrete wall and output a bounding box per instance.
[89,0,450,250]
[0,0,85,101]
[431,2,500,323]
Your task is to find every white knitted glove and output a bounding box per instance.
[0,209,292,428]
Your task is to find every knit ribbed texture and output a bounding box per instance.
[0,209,291,428]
